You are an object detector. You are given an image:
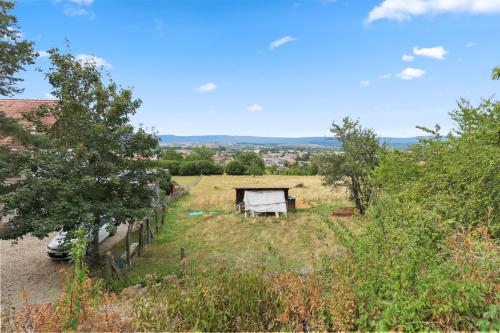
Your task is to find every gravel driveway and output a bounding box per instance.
[0,224,128,315]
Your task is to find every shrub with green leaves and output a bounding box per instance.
[326,97,499,330]
[125,267,285,332]
[225,160,246,175]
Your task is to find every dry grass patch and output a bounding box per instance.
[172,175,199,187]
[174,175,346,211]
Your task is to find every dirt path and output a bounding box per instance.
[0,224,128,315]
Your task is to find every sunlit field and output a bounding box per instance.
[173,175,347,210]
[126,175,350,282]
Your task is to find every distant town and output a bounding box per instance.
[158,134,421,171]
[163,143,320,169]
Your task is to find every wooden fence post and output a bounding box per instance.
[155,209,160,233]
[105,252,112,282]
[105,251,123,282]
[138,222,144,256]
[125,226,131,267]
[161,205,165,225]
[180,247,187,275]
[146,218,153,243]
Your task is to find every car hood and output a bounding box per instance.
[47,231,69,250]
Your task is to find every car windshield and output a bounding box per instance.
[61,217,107,233]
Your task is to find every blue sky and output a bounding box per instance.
[14,0,500,137]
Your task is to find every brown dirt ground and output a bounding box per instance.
[0,224,128,316]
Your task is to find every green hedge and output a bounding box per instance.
[153,160,223,176]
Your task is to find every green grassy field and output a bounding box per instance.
[122,175,351,283]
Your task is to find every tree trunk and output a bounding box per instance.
[351,177,365,215]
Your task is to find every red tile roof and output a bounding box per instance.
[0,99,57,147]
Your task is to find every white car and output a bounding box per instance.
[47,217,116,260]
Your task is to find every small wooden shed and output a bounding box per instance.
[234,187,296,216]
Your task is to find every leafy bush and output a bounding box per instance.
[225,160,246,175]
[234,151,266,175]
[122,265,348,332]
[325,98,500,330]
[184,146,215,161]
[150,160,223,176]
[124,267,284,331]
[372,98,499,233]
[179,160,224,176]
[161,147,183,160]
[153,160,181,175]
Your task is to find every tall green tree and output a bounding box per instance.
[0,0,38,191]
[225,160,246,175]
[0,0,35,96]
[161,147,183,160]
[317,117,381,214]
[1,49,160,262]
[235,151,265,175]
[185,146,215,161]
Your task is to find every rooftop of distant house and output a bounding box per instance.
[0,99,57,124]
[0,99,57,146]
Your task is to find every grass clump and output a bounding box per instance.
[122,263,357,332]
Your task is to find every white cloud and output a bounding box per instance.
[366,0,500,23]
[62,0,94,17]
[378,73,392,79]
[68,0,94,4]
[64,7,88,16]
[465,41,476,47]
[360,80,371,87]
[402,54,414,62]
[269,36,297,50]
[195,82,217,93]
[413,46,447,59]
[247,104,263,112]
[397,67,426,80]
[37,50,50,58]
[76,54,113,69]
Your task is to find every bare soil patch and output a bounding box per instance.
[0,224,128,315]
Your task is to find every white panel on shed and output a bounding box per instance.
[243,190,287,213]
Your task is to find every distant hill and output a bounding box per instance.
[159,135,423,149]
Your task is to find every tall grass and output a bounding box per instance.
[122,263,357,331]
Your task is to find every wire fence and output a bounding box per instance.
[105,175,203,283]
